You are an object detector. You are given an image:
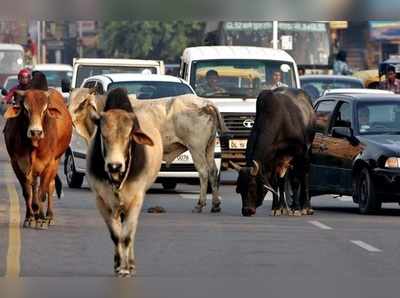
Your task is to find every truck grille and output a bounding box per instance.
[223,113,256,133]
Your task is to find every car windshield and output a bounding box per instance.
[4,77,18,90]
[0,50,24,74]
[108,81,194,99]
[357,101,400,135]
[40,70,72,88]
[301,77,364,102]
[191,59,296,98]
[76,65,157,87]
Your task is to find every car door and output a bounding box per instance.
[311,100,363,195]
[310,99,338,194]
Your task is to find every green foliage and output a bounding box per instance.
[100,21,206,63]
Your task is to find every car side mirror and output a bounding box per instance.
[1,88,7,96]
[332,126,360,145]
[61,79,71,93]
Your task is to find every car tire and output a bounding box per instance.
[64,151,84,189]
[162,182,177,190]
[356,168,381,214]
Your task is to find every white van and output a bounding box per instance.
[180,46,300,169]
[70,58,165,89]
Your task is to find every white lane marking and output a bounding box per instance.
[350,240,382,252]
[6,182,21,277]
[179,194,212,200]
[308,220,333,230]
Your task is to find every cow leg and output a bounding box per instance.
[191,151,209,213]
[206,138,221,213]
[301,172,314,216]
[270,176,281,216]
[10,161,35,228]
[96,196,123,275]
[119,194,145,277]
[37,162,58,229]
[278,177,290,216]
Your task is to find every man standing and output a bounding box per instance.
[379,66,400,94]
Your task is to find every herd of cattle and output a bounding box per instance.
[2,84,315,277]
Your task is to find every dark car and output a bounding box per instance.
[310,93,400,214]
[301,75,364,103]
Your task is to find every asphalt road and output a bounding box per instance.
[1,115,400,297]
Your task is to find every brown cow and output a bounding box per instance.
[3,89,72,228]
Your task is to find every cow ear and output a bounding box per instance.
[4,106,21,119]
[132,129,154,146]
[47,107,62,118]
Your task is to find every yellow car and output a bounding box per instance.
[353,69,384,89]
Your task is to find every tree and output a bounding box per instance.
[100,21,206,63]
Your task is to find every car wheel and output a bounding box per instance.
[162,182,177,190]
[356,168,381,214]
[64,151,84,188]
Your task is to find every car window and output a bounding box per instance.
[83,81,95,89]
[95,82,104,95]
[314,100,336,133]
[331,102,352,131]
[108,81,194,99]
[357,101,400,134]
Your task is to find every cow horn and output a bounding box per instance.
[229,161,241,172]
[250,160,260,176]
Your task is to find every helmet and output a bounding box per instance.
[18,68,31,79]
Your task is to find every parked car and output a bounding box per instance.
[310,93,400,214]
[323,88,393,96]
[64,73,221,190]
[300,75,364,103]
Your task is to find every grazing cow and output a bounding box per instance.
[231,87,315,217]
[84,90,163,276]
[70,88,226,213]
[3,89,72,228]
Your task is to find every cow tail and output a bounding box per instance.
[206,104,227,135]
[55,175,63,199]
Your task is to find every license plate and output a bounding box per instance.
[229,139,247,149]
[176,152,190,162]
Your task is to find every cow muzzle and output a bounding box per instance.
[242,207,256,217]
[28,128,44,139]
[105,161,126,183]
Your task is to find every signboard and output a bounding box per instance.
[329,21,348,29]
[370,21,400,40]
[281,35,293,50]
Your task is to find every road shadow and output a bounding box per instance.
[314,205,400,217]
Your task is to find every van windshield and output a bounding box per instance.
[75,65,157,87]
[191,59,296,98]
[0,50,24,74]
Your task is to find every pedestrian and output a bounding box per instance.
[333,50,352,75]
[3,68,32,104]
[379,65,400,94]
[298,66,306,76]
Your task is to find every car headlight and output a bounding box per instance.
[385,157,400,168]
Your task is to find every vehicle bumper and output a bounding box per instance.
[372,168,400,201]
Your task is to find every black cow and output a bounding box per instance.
[231,87,316,217]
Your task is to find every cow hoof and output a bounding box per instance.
[271,210,281,216]
[304,208,314,215]
[116,268,134,278]
[47,218,55,226]
[192,205,203,213]
[281,208,289,216]
[292,210,302,217]
[23,219,34,228]
[211,206,221,213]
[35,220,48,230]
